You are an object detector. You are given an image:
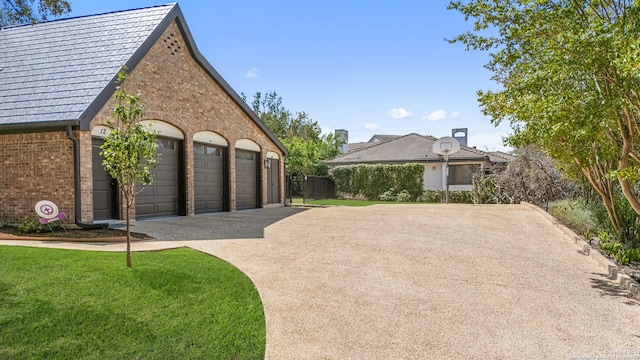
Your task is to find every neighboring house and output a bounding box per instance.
[0,3,287,225]
[325,132,513,191]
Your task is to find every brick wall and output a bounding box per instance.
[88,21,285,217]
[0,131,75,224]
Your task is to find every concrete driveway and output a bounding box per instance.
[2,204,639,359]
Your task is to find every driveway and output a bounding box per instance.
[2,204,639,359]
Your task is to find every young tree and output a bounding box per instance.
[1,0,71,27]
[101,70,158,267]
[448,0,640,228]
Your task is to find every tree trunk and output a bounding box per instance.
[578,159,620,232]
[617,136,640,216]
[126,194,132,268]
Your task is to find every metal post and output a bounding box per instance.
[445,155,449,204]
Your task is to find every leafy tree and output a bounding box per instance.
[247,91,321,141]
[101,70,158,267]
[448,0,640,230]
[1,0,71,27]
[243,91,342,194]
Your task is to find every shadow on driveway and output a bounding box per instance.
[590,273,639,306]
[118,207,308,241]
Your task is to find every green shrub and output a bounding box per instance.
[597,230,640,265]
[611,191,640,248]
[449,190,474,204]
[378,188,397,201]
[17,217,62,234]
[18,217,48,234]
[548,199,600,238]
[598,238,640,265]
[332,163,424,200]
[396,189,412,202]
[420,190,444,203]
[418,190,473,203]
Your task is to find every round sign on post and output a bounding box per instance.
[432,137,461,204]
[35,200,59,219]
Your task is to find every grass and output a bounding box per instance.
[0,246,265,360]
[292,198,434,206]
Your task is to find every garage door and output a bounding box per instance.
[136,138,180,218]
[194,143,225,213]
[235,150,257,210]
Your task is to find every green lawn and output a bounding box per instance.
[0,246,265,360]
[292,198,434,206]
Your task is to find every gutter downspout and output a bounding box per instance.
[66,125,108,229]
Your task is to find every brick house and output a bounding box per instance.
[0,4,287,225]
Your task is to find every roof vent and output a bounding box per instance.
[162,33,182,56]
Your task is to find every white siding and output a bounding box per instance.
[423,163,443,190]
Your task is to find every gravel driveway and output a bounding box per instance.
[2,204,639,359]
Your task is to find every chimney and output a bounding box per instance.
[335,129,349,154]
[452,128,468,147]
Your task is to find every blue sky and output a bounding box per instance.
[69,1,511,151]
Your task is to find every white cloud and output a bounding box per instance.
[365,123,379,130]
[388,107,414,119]
[450,111,460,119]
[423,109,447,121]
[245,67,259,78]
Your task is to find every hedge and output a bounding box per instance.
[332,163,424,200]
[420,190,474,203]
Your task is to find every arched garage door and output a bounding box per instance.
[135,121,184,218]
[235,139,260,210]
[194,131,228,213]
[136,137,182,218]
[194,143,226,213]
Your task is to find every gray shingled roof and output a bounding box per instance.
[326,133,506,165]
[368,134,403,143]
[347,142,378,152]
[0,4,175,127]
[488,151,515,163]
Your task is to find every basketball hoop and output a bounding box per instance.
[432,137,461,204]
[432,137,460,156]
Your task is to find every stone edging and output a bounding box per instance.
[520,202,639,300]
[0,232,145,243]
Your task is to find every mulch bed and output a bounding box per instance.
[0,226,153,241]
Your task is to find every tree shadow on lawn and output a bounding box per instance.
[122,206,309,241]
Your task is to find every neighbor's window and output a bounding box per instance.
[448,164,478,185]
